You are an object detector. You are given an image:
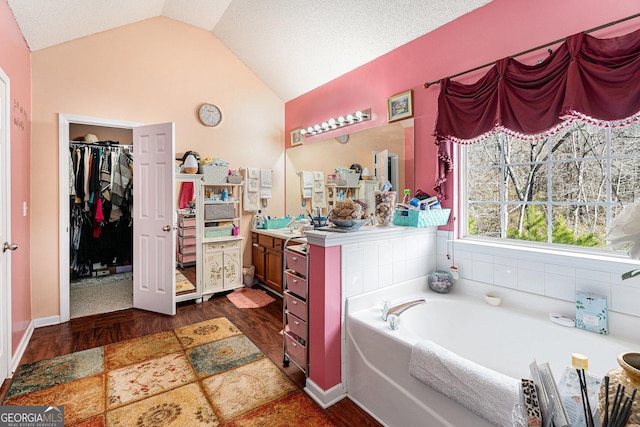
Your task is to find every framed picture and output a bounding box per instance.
[387,90,413,122]
[290,128,303,147]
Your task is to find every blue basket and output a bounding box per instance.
[393,208,451,227]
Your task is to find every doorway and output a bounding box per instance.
[58,114,142,322]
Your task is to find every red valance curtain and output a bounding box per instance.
[434,27,640,199]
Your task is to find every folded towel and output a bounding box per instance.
[247,167,259,179]
[311,171,326,209]
[409,340,519,427]
[300,171,313,198]
[261,169,272,187]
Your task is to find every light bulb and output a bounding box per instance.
[314,124,321,131]
[307,126,314,133]
[346,114,354,123]
[338,116,345,124]
[328,118,337,127]
[355,111,363,119]
[322,122,329,130]
[300,129,307,135]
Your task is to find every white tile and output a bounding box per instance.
[575,279,610,299]
[575,268,610,283]
[611,284,640,316]
[392,260,407,284]
[518,259,545,271]
[544,272,576,301]
[343,245,364,273]
[378,239,393,265]
[363,266,380,292]
[404,237,418,259]
[379,264,393,287]
[472,259,493,283]
[517,268,545,295]
[493,263,517,289]
[362,244,379,268]
[493,256,518,268]
[473,252,493,263]
[455,258,473,280]
[545,263,575,277]
[344,270,363,298]
[392,239,406,263]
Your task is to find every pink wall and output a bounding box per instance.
[285,0,640,210]
[0,0,32,356]
[287,0,640,394]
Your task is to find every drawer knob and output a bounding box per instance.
[292,256,298,261]
[294,321,300,325]
[292,279,298,283]
[292,300,297,305]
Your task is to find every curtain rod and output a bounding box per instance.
[423,12,640,88]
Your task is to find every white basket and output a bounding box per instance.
[202,163,228,184]
[336,171,360,187]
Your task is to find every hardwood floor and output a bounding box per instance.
[0,287,382,427]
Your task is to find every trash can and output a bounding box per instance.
[243,265,255,287]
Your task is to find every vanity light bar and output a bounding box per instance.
[300,108,371,136]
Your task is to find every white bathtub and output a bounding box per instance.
[345,282,638,427]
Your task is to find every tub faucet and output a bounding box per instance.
[381,299,427,322]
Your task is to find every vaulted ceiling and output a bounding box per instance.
[7,0,492,101]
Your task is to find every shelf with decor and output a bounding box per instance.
[200,182,244,295]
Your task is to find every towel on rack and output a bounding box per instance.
[260,169,272,187]
[247,167,260,179]
[243,168,260,211]
[178,182,194,209]
[311,171,326,209]
[300,171,313,198]
[409,340,519,427]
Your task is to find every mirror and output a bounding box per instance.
[285,119,414,216]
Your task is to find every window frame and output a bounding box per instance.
[458,123,635,259]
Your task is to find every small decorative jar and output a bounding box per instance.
[375,191,396,226]
[599,352,640,425]
[428,270,455,294]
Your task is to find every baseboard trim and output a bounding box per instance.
[9,320,34,375]
[33,315,61,328]
[304,378,346,409]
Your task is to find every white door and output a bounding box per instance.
[374,149,389,187]
[0,67,11,380]
[133,123,176,315]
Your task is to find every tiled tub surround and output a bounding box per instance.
[303,226,437,407]
[345,281,638,427]
[302,226,639,412]
[435,231,640,338]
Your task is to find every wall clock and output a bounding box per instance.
[335,134,349,144]
[198,103,222,127]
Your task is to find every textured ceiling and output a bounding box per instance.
[7,0,492,101]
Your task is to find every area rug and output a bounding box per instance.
[2,317,334,426]
[226,288,275,309]
[176,269,196,294]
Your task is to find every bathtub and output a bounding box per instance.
[345,282,638,427]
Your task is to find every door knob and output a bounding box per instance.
[2,242,18,253]
[162,225,172,232]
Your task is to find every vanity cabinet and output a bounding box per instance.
[202,239,242,295]
[283,241,309,374]
[251,232,284,294]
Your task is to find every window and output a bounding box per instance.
[463,120,640,252]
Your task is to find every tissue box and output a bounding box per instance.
[575,292,608,335]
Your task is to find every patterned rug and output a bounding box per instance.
[176,270,196,294]
[226,288,275,309]
[3,317,334,426]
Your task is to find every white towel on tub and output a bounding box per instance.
[409,340,519,427]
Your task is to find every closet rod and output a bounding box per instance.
[70,141,132,149]
[423,12,640,88]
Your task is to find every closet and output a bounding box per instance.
[68,124,134,318]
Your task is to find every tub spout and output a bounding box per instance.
[381,298,426,322]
